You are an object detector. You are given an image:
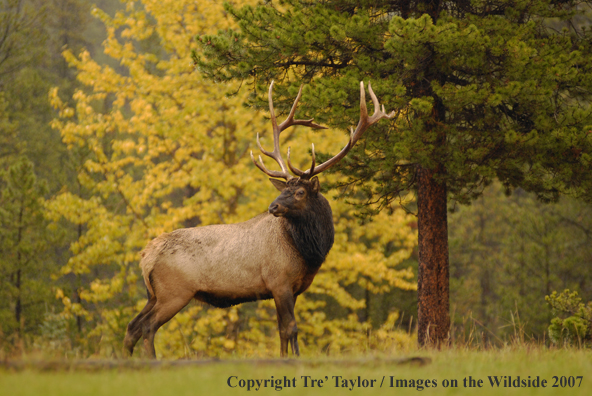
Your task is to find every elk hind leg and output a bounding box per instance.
[123,294,156,356]
[142,292,193,358]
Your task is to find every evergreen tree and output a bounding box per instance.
[0,93,20,166]
[449,182,592,342]
[0,0,45,167]
[0,157,53,350]
[1,0,93,190]
[0,0,97,352]
[0,0,45,80]
[196,0,592,345]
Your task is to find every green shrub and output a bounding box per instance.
[546,290,591,347]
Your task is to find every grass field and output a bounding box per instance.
[1,348,591,395]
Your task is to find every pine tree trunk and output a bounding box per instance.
[16,204,24,338]
[16,268,22,328]
[417,164,450,346]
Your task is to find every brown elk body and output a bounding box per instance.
[123,82,394,358]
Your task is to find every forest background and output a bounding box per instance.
[0,0,591,359]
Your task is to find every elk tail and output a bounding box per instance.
[139,238,165,300]
[141,259,157,300]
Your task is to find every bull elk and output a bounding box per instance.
[123,81,394,358]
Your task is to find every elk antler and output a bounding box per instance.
[287,81,396,180]
[250,81,327,180]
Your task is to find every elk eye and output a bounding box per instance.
[296,189,305,198]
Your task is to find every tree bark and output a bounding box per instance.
[417,164,450,346]
[16,268,22,327]
[16,203,24,337]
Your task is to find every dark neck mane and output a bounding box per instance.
[284,195,334,268]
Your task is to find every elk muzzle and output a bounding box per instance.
[268,201,288,217]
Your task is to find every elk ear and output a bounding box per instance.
[310,176,320,194]
[269,178,287,192]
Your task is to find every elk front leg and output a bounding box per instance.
[273,291,299,357]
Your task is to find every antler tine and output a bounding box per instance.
[359,81,368,120]
[279,85,304,130]
[256,133,273,158]
[368,82,381,118]
[252,81,293,180]
[287,143,318,178]
[367,82,396,125]
[250,150,290,179]
[268,80,279,132]
[279,85,327,132]
[299,81,395,178]
[287,147,305,177]
[309,143,316,176]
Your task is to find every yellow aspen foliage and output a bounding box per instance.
[48,0,417,357]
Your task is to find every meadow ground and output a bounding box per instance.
[1,348,590,396]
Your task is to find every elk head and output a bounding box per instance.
[268,177,320,218]
[251,81,396,212]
